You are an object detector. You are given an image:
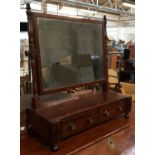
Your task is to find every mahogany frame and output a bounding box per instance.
[26,3,108,108]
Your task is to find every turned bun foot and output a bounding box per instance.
[27,127,34,135]
[124,113,129,119]
[51,144,59,151]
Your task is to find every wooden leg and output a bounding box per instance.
[51,144,59,151]
[26,109,33,134]
[124,113,129,119]
[27,126,34,135]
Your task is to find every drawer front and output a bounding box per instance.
[61,109,98,138]
[99,100,126,122]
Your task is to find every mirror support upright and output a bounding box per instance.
[26,3,41,110]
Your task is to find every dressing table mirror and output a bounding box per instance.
[26,3,131,151]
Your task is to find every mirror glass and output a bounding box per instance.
[37,17,104,90]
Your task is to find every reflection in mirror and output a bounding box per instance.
[37,17,104,90]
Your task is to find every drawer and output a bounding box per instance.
[61,109,98,138]
[99,100,126,122]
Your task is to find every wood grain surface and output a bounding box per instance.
[20,102,134,155]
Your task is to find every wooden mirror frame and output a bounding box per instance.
[26,3,108,109]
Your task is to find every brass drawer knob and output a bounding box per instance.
[104,110,109,117]
[69,123,76,130]
[87,117,94,124]
[117,107,122,111]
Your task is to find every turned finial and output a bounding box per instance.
[103,15,107,24]
[26,2,31,11]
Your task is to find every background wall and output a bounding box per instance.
[107,27,135,43]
